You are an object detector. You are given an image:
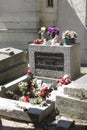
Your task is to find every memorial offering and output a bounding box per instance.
[4,70,57,105]
[62,30,78,45]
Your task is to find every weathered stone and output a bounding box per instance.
[56,116,74,130]
[55,93,87,120]
[0,118,2,130]
[64,74,87,99]
[29,43,80,79]
[0,47,28,85]
[0,62,28,85]
[0,97,55,123]
[0,47,27,70]
[0,75,28,97]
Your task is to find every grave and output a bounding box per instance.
[0,43,82,123]
[29,43,80,79]
[0,47,28,85]
[55,74,87,120]
[0,47,55,123]
[0,75,55,123]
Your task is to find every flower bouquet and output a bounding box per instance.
[47,27,60,39]
[62,30,78,45]
[39,86,50,100]
[18,81,28,93]
[33,38,44,44]
[39,26,46,39]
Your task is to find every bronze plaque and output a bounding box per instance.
[35,52,64,71]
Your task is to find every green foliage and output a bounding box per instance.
[18,81,28,92]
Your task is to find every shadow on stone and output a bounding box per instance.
[2,126,32,130]
[0,119,2,130]
[71,124,87,130]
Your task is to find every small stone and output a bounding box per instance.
[56,116,74,130]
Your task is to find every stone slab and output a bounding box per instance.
[0,62,28,85]
[55,92,87,120]
[0,47,27,72]
[74,74,87,84]
[0,47,28,85]
[0,97,54,123]
[56,116,74,130]
[64,74,87,99]
[0,75,28,97]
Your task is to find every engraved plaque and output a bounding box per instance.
[35,52,64,71]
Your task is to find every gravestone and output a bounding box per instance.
[0,47,28,85]
[29,43,80,79]
[35,52,64,71]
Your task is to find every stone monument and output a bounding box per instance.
[29,43,80,79]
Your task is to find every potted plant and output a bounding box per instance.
[62,30,78,45]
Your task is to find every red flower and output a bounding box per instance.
[27,70,33,75]
[40,87,50,98]
[24,96,29,102]
[33,38,44,44]
[57,74,71,86]
[42,87,49,91]
[40,91,45,97]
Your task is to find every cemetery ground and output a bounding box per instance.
[1,66,87,130]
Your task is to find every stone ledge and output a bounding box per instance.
[64,83,87,99]
[0,29,38,33]
[55,92,87,120]
[0,97,54,123]
[64,74,87,99]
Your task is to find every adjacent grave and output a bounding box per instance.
[0,47,28,85]
[29,43,80,79]
[55,74,87,120]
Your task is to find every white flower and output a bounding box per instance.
[62,30,78,39]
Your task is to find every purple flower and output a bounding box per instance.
[47,27,60,35]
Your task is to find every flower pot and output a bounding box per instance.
[64,38,76,45]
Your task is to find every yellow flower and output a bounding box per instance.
[41,26,46,33]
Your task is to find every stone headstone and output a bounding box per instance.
[29,43,80,79]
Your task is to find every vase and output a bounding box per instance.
[51,35,59,45]
[48,34,55,40]
[64,38,76,45]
